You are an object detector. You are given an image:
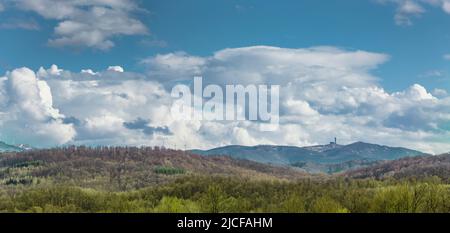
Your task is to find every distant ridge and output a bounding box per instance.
[191,142,427,167]
[0,141,23,152]
[192,145,322,164]
[344,152,450,180]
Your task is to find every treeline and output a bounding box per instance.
[1,176,449,213]
[0,146,180,166]
[0,147,306,192]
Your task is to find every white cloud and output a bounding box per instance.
[0,67,76,147]
[107,66,124,73]
[81,69,98,75]
[10,0,148,50]
[379,0,450,25]
[142,52,206,83]
[1,46,450,154]
[396,0,425,25]
[0,2,4,12]
[443,54,450,60]
[142,46,450,153]
[0,17,40,30]
[394,83,436,101]
[433,88,448,97]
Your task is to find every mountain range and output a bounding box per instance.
[0,140,430,174]
[192,142,428,173]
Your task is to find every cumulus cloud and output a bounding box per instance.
[107,66,124,73]
[141,46,450,153]
[10,0,148,50]
[0,68,76,147]
[1,46,450,154]
[33,64,174,146]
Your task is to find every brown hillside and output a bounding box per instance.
[0,147,308,191]
[344,153,450,180]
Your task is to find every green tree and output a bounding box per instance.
[280,193,306,213]
[310,196,349,213]
[201,185,226,213]
[153,196,200,213]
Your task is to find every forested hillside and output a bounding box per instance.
[1,147,449,213]
[1,175,449,213]
[0,147,307,191]
[345,153,450,180]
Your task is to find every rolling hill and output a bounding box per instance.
[344,153,450,180]
[0,147,308,191]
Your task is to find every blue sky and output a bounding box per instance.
[0,0,450,153]
[1,0,449,92]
